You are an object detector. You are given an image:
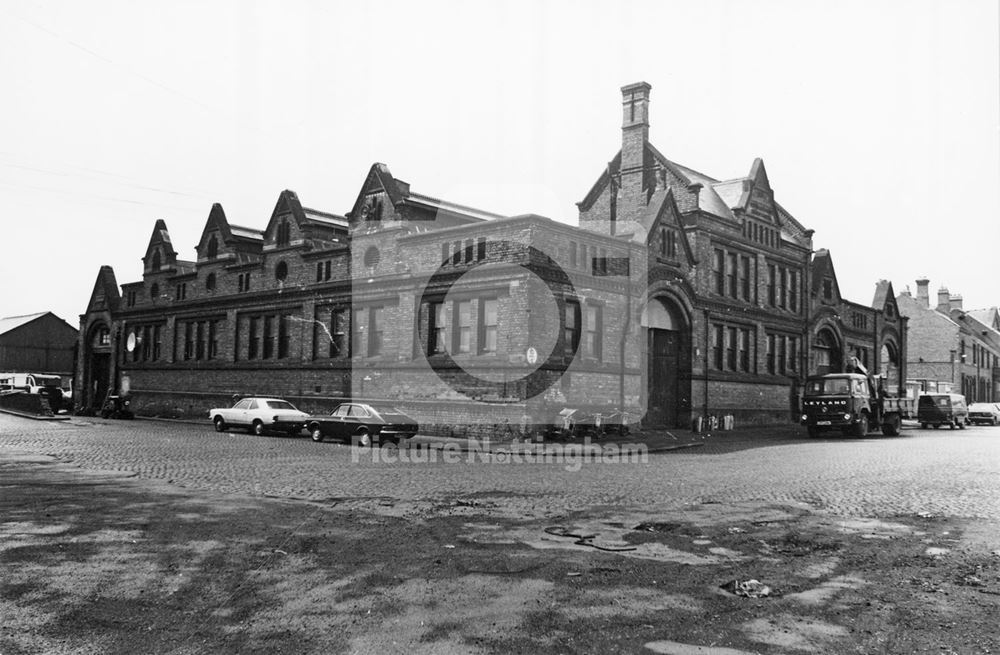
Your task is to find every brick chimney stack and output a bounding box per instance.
[619,81,651,229]
[915,278,930,308]
[950,294,964,312]
[937,287,951,313]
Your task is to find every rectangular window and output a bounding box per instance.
[476,237,486,261]
[352,308,364,357]
[569,242,577,268]
[316,262,323,283]
[184,322,193,360]
[584,304,602,360]
[788,336,797,372]
[726,326,737,370]
[564,301,581,356]
[451,241,461,265]
[779,268,788,310]
[330,309,348,358]
[263,315,274,359]
[766,333,776,374]
[712,325,724,370]
[249,317,259,359]
[778,335,787,374]
[740,256,751,301]
[368,306,384,355]
[278,315,289,359]
[441,242,449,264]
[454,300,472,353]
[195,321,205,360]
[788,270,798,312]
[667,230,677,258]
[141,326,151,361]
[324,260,331,280]
[208,321,218,359]
[152,325,161,361]
[727,253,738,299]
[713,249,725,295]
[464,239,474,264]
[738,328,750,372]
[767,265,776,306]
[428,302,447,355]
[478,298,498,354]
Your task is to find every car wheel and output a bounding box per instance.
[852,413,869,437]
[310,426,323,442]
[356,429,372,447]
[214,416,227,432]
[252,420,265,436]
[881,414,901,437]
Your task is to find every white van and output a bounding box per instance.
[0,373,63,393]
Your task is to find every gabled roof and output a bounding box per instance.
[872,280,900,316]
[967,307,1000,331]
[0,312,49,336]
[142,219,177,268]
[810,249,843,300]
[643,188,696,263]
[86,265,121,313]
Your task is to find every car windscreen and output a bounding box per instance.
[265,400,298,411]
[804,378,851,396]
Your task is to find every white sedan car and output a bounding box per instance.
[208,397,309,436]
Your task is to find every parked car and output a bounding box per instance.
[208,397,308,436]
[967,402,1000,426]
[917,393,969,429]
[306,403,419,446]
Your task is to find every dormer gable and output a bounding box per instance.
[743,158,779,225]
[196,203,234,263]
[264,190,306,250]
[811,249,843,305]
[86,265,121,313]
[645,188,696,265]
[142,219,178,275]
[872,280,901,321]
[347,163,408,226]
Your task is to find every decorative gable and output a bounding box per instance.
[264,190,305,249]
[745,158,779,225]
[142,219,178,275]
[86,265,121,313]
[646,189,695,265]
[347,163,407,225]
[196,203,233,263]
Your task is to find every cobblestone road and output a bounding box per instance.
[2,414,999,519]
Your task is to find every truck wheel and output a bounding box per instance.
[807,426,822,438]
[852,413,869,437]
[881,414,901,436]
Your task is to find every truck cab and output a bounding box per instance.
[800,370,902,437]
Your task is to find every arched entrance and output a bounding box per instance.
[813,327,843,375]
[880,340,900,390]
[84,322,112,409]
[641,297,691,427]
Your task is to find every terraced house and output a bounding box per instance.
[77,82,906,435]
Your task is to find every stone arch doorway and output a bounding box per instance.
[84,322,112,409]
[813,327,843,375]
[641,296,691,428]
[880,340,900,390]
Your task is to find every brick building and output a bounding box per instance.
[0,312,77,377]
[77,82,905,434]
[897,280,1000,402]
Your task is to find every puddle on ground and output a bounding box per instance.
[645,640,759,655]
[783,574,867,606]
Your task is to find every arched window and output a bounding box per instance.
[275,261,288,281]
[206,273,217,291]
[150,283,160,300]
[151,249,161,270]
[207,235,218,259]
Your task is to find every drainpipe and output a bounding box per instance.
[703,309,710,421]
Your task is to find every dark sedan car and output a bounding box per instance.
[306,403,419,446]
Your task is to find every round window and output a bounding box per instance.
[206,273,217,291]
[275,261,288,281]
[364,246,380,268]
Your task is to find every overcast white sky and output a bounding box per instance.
[1,0,997,327]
